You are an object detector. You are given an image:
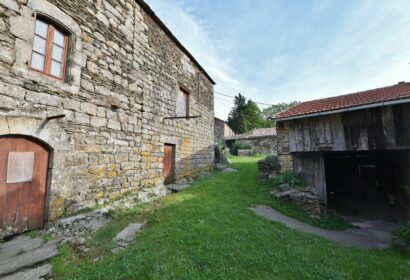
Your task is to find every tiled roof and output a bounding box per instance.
[274,82,410,120]
[225,127,277,140]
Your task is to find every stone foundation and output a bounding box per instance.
[271,184,321,217]
[257,160,278,179]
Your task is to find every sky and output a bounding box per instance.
[145,0,410,120]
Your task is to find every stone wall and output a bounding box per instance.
[276,122,293,171]
[0,0,214,219]
[214,117,234,145]
[241,137,277,155]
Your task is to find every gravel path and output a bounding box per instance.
[250,205,395,249]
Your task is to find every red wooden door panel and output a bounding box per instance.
[0,137,49,236]
[163,145,173,185]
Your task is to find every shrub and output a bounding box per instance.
[274,171,308,189]
[231,140,251,156]
[263,155,281,172]
[393,222,410,247]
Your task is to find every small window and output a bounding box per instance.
[176,87,189,117]
[30,18,69,80]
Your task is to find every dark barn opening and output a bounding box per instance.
[325,150,410,223]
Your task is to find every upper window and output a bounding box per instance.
[30,19,68,80]
[176,87,189,117]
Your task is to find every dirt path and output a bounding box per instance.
[250,205,395,249]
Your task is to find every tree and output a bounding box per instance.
[262,101,300,120]
[227,94,272,134]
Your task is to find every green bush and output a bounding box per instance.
[231,140,251,156]
[263,155,281,172]
[274,171,308,189]
[394,222,410,246]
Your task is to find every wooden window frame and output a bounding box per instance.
[178,86,190,117]
[29,18,69,81]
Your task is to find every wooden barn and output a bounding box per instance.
[274,82,410,222]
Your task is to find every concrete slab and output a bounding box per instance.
[0,240,59,276]
[2,264,52,280]
[0,236,44,262]
[250,205,393,249]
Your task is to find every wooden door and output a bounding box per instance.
[163,144,174,185]
[0,137,49,236]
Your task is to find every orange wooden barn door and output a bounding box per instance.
[163,144,174,185]
[0,137,49,236]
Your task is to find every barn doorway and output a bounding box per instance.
[163,144,175,185]
[0,136,50,236]
[325,150,410,223]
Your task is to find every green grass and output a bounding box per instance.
[52,157,410,280]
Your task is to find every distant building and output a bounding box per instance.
[225,128,277,155]
[214,117,235,144]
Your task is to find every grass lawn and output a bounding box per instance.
[52,157,410,280]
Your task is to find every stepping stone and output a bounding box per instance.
[112,223,144,253]
[2,264,52,280]
[167,183,190,193]
[0,236,44,262]
[113,223,144,243]
[0,240,59,276]
[221,167,237,173]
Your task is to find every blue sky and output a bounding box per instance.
[145,0,410,120]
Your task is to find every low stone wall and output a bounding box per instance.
[257,160,278,179]
[238,149,252,157]
[241,137,276,155]
[271,184,321,217]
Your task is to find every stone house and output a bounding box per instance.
[214,117,234,145]
[225,128,277,155]
[274,82,410,221]
[0,0,215,237]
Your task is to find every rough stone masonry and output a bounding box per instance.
[0,0,215,221]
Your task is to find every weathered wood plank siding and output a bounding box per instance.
[288,103,410,152]
[293,153,327,206]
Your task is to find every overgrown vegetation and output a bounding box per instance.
[262,101,300,120]
[262,155,281,172]
[230,140,251,156]
[274,170,309,189]
[52,157,410,280]
[393,222,410,253]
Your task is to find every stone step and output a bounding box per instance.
[0,236,45,263]
[0,240,59,276]
[2,264,52,280]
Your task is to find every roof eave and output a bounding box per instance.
[274,98,410,122]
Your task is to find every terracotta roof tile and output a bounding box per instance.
[274,82,410,120]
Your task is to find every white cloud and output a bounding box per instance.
[145,0,410,120]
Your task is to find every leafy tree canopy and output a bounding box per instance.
[262,101,300,120]
[227,94,272,134]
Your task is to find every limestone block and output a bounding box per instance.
[90,116,107,128]
[26,91,62,107]
[107,120,121,130]
[0,0,19,11]
[0,118,10,135]
[0,46,14,65]
[81,102,97,116]
[0,94,18,110]
[63,98,81,112]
